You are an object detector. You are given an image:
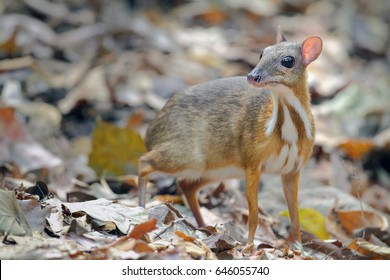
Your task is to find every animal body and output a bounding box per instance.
[138,29,322,244]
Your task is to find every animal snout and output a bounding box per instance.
[247,71,261,83]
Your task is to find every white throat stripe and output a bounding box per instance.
[265,84,312,139]
[265,95,278,135]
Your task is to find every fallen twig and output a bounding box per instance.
[163,202,213,235]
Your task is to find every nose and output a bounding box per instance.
[247,70,261,83]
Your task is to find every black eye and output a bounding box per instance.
[259,51,263,60]
[281,56,295,68]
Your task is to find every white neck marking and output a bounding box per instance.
[265,95,278,135]
[264,84,312,140]
[281,103,298,143]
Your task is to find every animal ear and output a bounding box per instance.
[276,26,287,43]
[301,36,322,65]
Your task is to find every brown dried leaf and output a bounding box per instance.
[162,210,175,225]
[129,218,157,240]
[0,107,27,141]
[194,9,228,24]
[202,231,237,253]
[338,139,376,160]
[327,208,388,237]
[301,231,361,260]
[133,241,154,253]
[126,111,144,129]
[174,240,205,259]
[348,238,390,260]
[155,195,183,204]
[112,238,136,251]
[0,29,18,55]
[174,230,197,243]
[200,225,218,235]
[354,228,390,247]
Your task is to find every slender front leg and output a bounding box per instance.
[245,168,261,245]
[281,171,301,243]
[138,155,154,208]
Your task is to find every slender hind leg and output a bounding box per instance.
[138,152,210,226]
[179,178,210,227]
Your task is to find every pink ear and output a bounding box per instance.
[301,36,322,65]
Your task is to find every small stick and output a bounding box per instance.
[153,221,175,240]
[163,202,212,235]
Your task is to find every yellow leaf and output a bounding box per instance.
[89,122,147,176]
[280,208,330,240]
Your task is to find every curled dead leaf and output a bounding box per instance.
[326,208,388,241]
[134,241,154,253]
[202,231,237,254]
[301,231,361,260]
[348,238,390,260]
[162,210,175,225]
[111,237,153,253]
[0,28,18,54]
[175,230,197,243]
[113,238,137,251]
[129,218,157,240]
[173,239,217,260]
